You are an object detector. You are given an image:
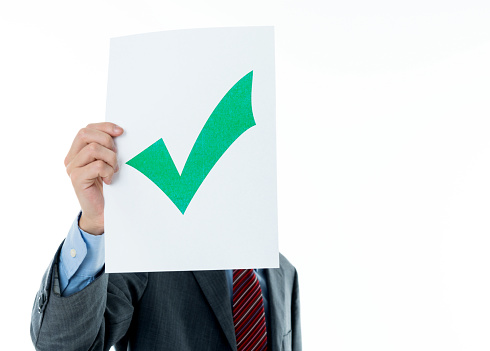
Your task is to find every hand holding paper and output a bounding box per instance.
[64,122,123,235]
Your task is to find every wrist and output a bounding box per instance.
[79,214,104,235]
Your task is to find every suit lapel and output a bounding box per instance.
[193,270,237,351]
[265,267,285,351]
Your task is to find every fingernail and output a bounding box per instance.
[115,163,119,172]
[114,125,123,134]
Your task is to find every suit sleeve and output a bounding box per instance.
[292,268,302,351]
[30,243,148,351]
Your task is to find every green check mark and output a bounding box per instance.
[126,71,256,214]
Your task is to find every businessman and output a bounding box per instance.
[30,122,301,351]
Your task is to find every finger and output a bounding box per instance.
[70,160,115,188]
[65,126,121,166]
[66,142,118,176]
[86,122,124,137]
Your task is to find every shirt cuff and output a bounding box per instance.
[59,213,88,282]
[59,212,105,295]
[77,226,105,277]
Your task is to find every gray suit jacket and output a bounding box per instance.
[31,244,301,351]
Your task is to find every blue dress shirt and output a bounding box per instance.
[59,213,270,333]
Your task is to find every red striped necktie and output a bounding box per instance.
[232,269,268,351]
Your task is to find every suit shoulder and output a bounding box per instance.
[279,253,297,277]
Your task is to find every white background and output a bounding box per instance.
[1,1,489,350]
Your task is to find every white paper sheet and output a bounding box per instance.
[104,27,278,273]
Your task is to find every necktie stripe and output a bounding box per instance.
[233,284,260,315]
[233,290,262,322]
[233,271,251,289]
[233,269,267,351]
[250,333,267,351]
[233,270,248,284]
[235,297,263,331]
[233,273,255,296]
[233,274,257,294]
[239,321,267,349]
[235,305,264,337]
[234,289,260,315]
[236,316,265,346]
[233,282,256,307]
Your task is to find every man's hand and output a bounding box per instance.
[65,122,124,235]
